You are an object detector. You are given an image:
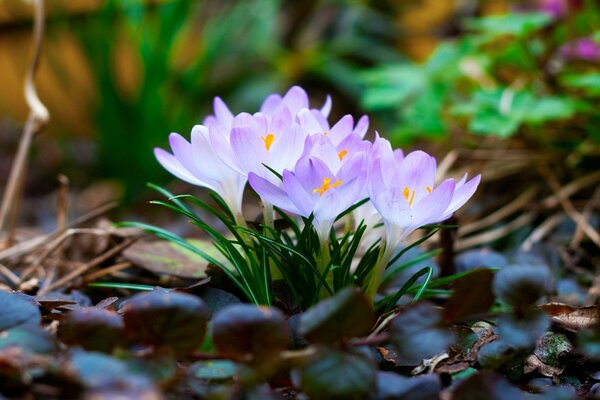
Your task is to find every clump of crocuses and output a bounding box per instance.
[153,86,480,305]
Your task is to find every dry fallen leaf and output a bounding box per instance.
[539,303,600,332]
[524,354,564,377]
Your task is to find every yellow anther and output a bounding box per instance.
[260,133,275,151]
[338,149,348,160]
[313,177,342,197]
[426,186,432,193]
[403,187,416,206]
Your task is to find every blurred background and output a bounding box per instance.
[0,0,598,219]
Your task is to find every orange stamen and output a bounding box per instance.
[403,187,416,206]
[338,149,348,160]
[313,177,342,197]
[261,133,275,151]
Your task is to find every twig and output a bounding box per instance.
[81,261,132,283]
[460,186,538,235]
[520,212,565,252]
[0,0,49,249]
[36,237,137,295]
[539,168,600,247]
[0,262,21,287]
[541,171,600,209]
[56,175,69,233]
[456,212,536,251]
[571,185,600,248]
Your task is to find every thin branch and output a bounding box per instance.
[0,0,49,249]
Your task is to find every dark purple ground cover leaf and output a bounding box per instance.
[0,325,56,355]
[211,304,290,362]
[497,309,550,349]
[493,264,553,308]
[451,371,527,400]
[58,307,124,353]
[374,371,441,400]
[444,269,495,324]
[0,291,41,331]
[299,287,375,344]
[120,289,209,356]
[389,302,455,366]
[297,348,376,400]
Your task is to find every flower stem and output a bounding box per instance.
[317,238,332,298]
[364,240,393,302]
[263,202,282,280]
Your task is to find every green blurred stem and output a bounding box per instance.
[317,238,332,298]
[365,240,393,302]
[263,202,282,280]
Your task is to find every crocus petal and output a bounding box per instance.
[269,105,293,136]
[168,133,207,181]
[439,174,481,220]
[208,123,243,174]
[190,126,236,182]
[213,97,234,128]
[353,115,369,138]
[260,94,283,115]
[230,126,267,174]
[411,179,456,227]
[397,150,437,194]
[269,123,306,173]
[154,148,209,188]
[282,86,309,115]
[305,135,342,174]
[297,108,326,135]
[293,156,334,194]
[328,115,354,145]
[282,170,315,217]
[320,95,332,117]
[248,172,300,215]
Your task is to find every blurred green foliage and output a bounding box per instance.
[362,3,600,145]
[74,0,403,199]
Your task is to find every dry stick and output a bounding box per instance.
[0,0,49,250]
[460,186,539,236]
[436,150,458,184]
[0,201,119,263]
[40,175,70,291]
[20,228,113,282]
[81,261,132,283]
[571,185,600,248]
[520,212,565,252]
[541,171,600,209]
[540,168,600,247]
[0,263,21,287]
[37,237,137,295]
[455,212,536,251]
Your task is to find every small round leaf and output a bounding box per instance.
[58,307,124,353]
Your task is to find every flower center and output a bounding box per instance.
[338,149,348,160]
[403,186,433,206]
[313,177,342,197]
[261,133,275,151]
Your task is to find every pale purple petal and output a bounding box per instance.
[411,179,456,227]
[353,115,369,138]
[297,108,325,135]
[269,123,307,173]
[230,126,267,174]
[154,148,209,188]
[293,156,334,194]
[260,94,283,115]
[248,172,300,215]
[310,109,330,131]
[439,174,481,220]
[320,95,332,117]
[282,170,314,217]
[328,115,354,145]
[213,97,234,128]
[306,134,342,174]
[282,86,309,115]
[208,124,243,174]
[398,150,437,193]
[269,105,293,136]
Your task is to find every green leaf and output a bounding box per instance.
[120,290,209,356]
[563,73,600,96]
[465,12,552,38]
[299,287,375,344]
[190,360,238,381]
[298,348,376,400]
[469,108,521,138]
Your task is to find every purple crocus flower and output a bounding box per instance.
[298,109,370,145]
[248,154,368,240]
[365,147,480,298]
[560,37,600,62]
[154,125,248,225]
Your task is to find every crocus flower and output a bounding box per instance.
[298,109,369,145]
[248,154,368,241]
[154,125,248,225]
[365,148,480,299]
[560,37,600,62]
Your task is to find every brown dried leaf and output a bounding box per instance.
[523,354,563,377]
[123,239,223,279]
[539,303,600,332]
